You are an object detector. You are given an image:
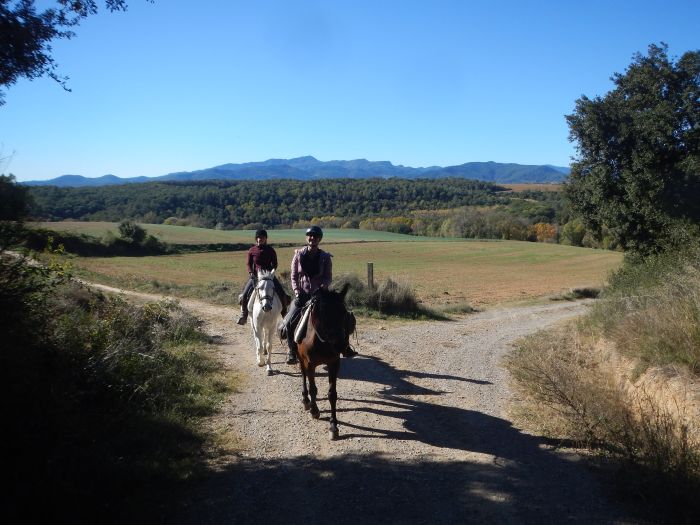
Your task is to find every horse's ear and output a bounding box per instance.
[340,282,350,300]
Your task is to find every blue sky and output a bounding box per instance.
[2,0,698,181]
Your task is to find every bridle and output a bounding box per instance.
[255,275,275,311]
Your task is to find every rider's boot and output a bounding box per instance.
[341,345,358,358]
[236,299,248,325]
[286,344,298,365]
[286,327,298,364]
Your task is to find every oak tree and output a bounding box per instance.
[565,44,700,255]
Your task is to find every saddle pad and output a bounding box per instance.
[294,305,312,343]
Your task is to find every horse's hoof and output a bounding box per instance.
[266,369,274,376]
[257,361,265,367]
[329,429,339,440]
[303,400,311,411]
[310,407,320,419]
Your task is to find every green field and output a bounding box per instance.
[55,223,623,308]
[31,221,456,245]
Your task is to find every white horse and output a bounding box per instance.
[247,269,283,375]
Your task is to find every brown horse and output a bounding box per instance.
[294,284,353,440]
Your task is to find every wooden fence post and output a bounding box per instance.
[367,262,374,290]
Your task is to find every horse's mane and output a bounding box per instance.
[313,286,348,323]
[257,269,274,280]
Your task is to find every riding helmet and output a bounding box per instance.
[255,229,268,238]
[305,225,323,238]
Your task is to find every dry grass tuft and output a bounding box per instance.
[505,321,700,518]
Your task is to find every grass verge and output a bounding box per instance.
[503,250,700,521]
[2,244,235,523]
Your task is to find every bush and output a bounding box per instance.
[590,249,700,374]
[504,248,700,519]
[333,273,445,319]
[118,219,147,243]
[1,240,230,522]
[504,327,700,519]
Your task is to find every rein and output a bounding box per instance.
[255,277,275,305]
[308,295,342,345]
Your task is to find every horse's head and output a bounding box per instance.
[311,284,351,346]
[255,269,276,312]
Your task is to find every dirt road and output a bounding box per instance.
[90,283,641,524]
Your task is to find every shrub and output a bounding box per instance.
[118,219,146,244]
[505,248,700,519]
[333,273,446,319]
[504,327,700,519]
[589,249,700,374]
[1,240,230,522]
[560,218,586,246]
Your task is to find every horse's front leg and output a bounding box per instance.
[327,359,340,440]
[301,364,311,411]
[262,326,273,376]
[252,322,265,367]
[307,366,320,419]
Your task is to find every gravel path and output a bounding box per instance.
[89,283,641,524]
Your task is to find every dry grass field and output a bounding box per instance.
[65,232,622,307]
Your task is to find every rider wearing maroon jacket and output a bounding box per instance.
[236,229,290,325]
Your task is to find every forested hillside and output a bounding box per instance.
[29,178,507,227]
[26,177,582,243]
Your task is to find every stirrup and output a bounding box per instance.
[236,314,247,326]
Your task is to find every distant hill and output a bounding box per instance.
[22,156,570,187]
[29,174,152,187]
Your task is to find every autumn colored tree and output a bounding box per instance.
[529,222,557,243]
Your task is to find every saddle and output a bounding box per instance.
[292,299,356,345]
[293,304,312,343]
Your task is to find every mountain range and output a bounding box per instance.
[22,156,570,187]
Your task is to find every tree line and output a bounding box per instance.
[23,176,598,246]
[27,177,510,226]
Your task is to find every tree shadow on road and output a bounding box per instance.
[170,355,649,524]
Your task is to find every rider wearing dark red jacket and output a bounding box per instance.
[236,229,290,325]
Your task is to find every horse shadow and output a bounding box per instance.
[171,353,641,524]
[340,354,492,393]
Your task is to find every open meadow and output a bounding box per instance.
[31,221,452,244]
[51,223,623,308]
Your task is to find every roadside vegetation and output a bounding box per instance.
[1,222,234,523]
[505,251,700,521]
[505,44,700,521]
[328,273,450,320]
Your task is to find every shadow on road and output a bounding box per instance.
[171,355,644,524]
